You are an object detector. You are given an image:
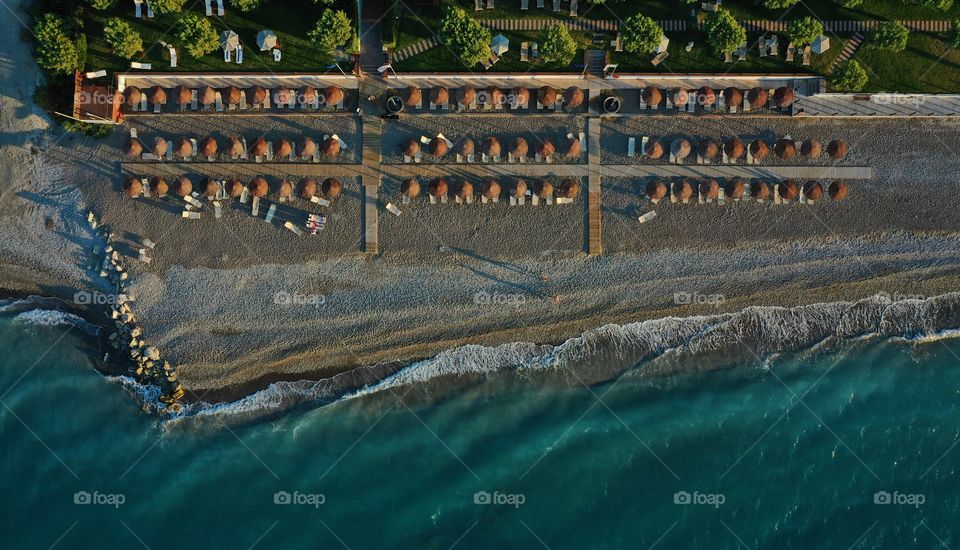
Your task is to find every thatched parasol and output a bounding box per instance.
[829,180,848,200]
[512,137,529,158]
[199,136,217,157]
[827,139,848,160]
[124,86,142,107]
[671,138,691,160]
[202,177,218,197]
[747,87,768,108]
[123,138,143,157]
[218,86,239,106]
[724,87,743,108]
[646,179,668,201]
[173,176,192,197]
[483,137,501,157]
[152,137,168,157]
[249,177,269,198]
[123,176,142,197]
[324,86,344,106]
[673,180,694,201]
[460,137,475,157]
[559,179,581,199]
[404,86,422,108]
[227,137,243,158]
[485,86,504,107]
[535,180,553,199]
[724,138,746,160]
[299,178,317,199]
[148,86,166,106]
[199,86,216,106]
[227,178,244,198]
[321,137,340,157]
[249,137,268,157]
[300,86,317,105]
[779,179,799,201]
[248,85,267,105]
[726,178,746,199]
[298,137,317,158]
[563,86,584,108]
[512,179,528,198]
[429,138,448,157]
[538,86,557,106]
[565,136,581,158]
[322,178,342,198]
[750,139,769,161]
[276,138,293,158]
[536,139,555,158]
[152,177,168,197]
[803,180,824,201]
[402,138,421,157]
[700,179,720,200]
[698,86,715,107]
[774,87,795,108]
[430,86,449,106]
[751,180,770,200]
[674,88,688,106]
[401,178,420,198]
[480,179,501,199]
[800,139,822,159]
[511,86,530,106]
[698,139,719,160]
[642,86,662,107]
[274,87,294,105]
[456,180,474,199]
[457,86,477,106]
[175,85,191,106]
[774,139,796,159]
[175,137,192,158]
[646,140,664,159]
[277,179,293,199]
[429,178,448,198]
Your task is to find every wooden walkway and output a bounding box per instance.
[586,118,601,256]
[743,20,952,33]
[393,36,440,63]
[479,19,686,32]
[362,117,382,254]
[829,33,865,73]
[602,164,873,180]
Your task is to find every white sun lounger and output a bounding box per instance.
[168,46,177,68]
[537,0,543,6]
[265,203,277,223]
[190,89,198,110]
[130,62,151,70]
[638,211,657,224]
[283,221,303,235]
[236,45,243,64]
[213,201,222,218]
[552,0,559,10]
[267,141,274,161]
[628,137,635,158]
[386,202,402,216]
[252,196,260,216]
[215,91,223,112]
[569,0,577,16]
[216,0,224,15]
[205,0,212,15]
[181,211,200,219]
[310,196,331,207]
[224,49,231,62]
[240,187,250,204]
[641,136,648,156]
[137,250,152,263]
[134,0,142,17]
[521,0,528,9]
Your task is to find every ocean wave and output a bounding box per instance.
[173,293,960,424]
[4,297,101,336]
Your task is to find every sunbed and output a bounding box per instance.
[283,221,303,235]
[265,203,277,223]
[386,203,402,216]
[627,137,635,158]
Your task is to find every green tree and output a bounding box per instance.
[33,13,81,74]
[439,6,491,67]
[788,16,823,46]
[104,18,143,59]
[704,9,746,55]
[230,0,263,11]
[831,59,868,91]
[87,0,116,10]
[621,13,662,54]
[538,23,577,65]
[308,9,354,60]
[952,17,960,48]
[150,0,186,14]
[763,0,798,7]
[840,0,862,6]
[874,21,909,52]
[176,12,219,58]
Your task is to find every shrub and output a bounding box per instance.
[150,0,186,14]
[763,0,798,7]
[308,9,355,60]
[538,23,577,65]
[230,0,263,11]
[33,13,81,74]
[788,16,823,46]
[104,18,142,59]
[439,5,491,67]
[176,12,219,58]
[874,21,909,52]
[621,14,662,54]
[87,0,116,10]
[952,18,960,48]
[831,59,868,91]
[704,9,746,55]
[840,0,862,6]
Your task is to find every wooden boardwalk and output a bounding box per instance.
[602,164,873,180]
[362,117,382,254]
[586,118,601,256]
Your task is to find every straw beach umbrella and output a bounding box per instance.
[563,86,584,109]
[559,179,581,199]
[512,179,528,198]
[483,137,501,158]
[698,139,719,160]
[175,85,191,107]
[402,138,420,157]
[123,138,143,158]
[173,176,192,197]
[299,178,317,199]
[457,86,477,106]
[642,86,662,107]
[800,139,822,159]
[175,138,192,158]
[646,179,668,202]
[249,177,269,198]
[645,140,664,160]
[456,180,474,200]
[698,86,715,108]
[774,139,796,159]
[804,181,824,202]
[671,138,691,160]
[429,178,448,198]
[300,86,317,106]
[460,138,475,158]
[228,137,243,158]
[536,139,555,158]
[200,177,217,197]
[431,86,449,107]
[538,86,557,106]
[750,139,769,161]
[724,87,743,108]
[724,138,746,160]
[122,176,142,197]
[673,88,688,106]
[747,87,768,108]
[404,86,421,108]
[726,178,746,199]
[227,178,244,198]
[148,86,166,107]
[829,180,848,200]
[152,177,168,197]
[511,86,530,107]
[124,86,142,107]
[774,87,795,108]
[276,138,293,158]
[298,137,317,158]
[152,137,168,158]
[827,139,848,160]
[673,180,694,201]
[277,179,293,199]
[322,178,342,198]
[535,180,553,199]
[249,138,268,157]
[199,86,215,106]
[485,86,504,108]
[429,137,448,158]
[401,178,420,198]
[324,85,344,107]
[779,179,799,201]
[565,136,581,158]
[274,88,294,106]
[321,137,340,157]
[512,137,529,158]
[751,180,770,200]
[480,179,501,199]
[248,85,267,105]
[700,179,719,200]
[198,136,217,157]
[223,86,242,106]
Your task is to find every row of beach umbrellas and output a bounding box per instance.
[122,84,344,108]
[641,86,796,109]
[123,136,341,158]
[398,85,585,109]
[646,178,848,202]
[402,135,580,159]
[654,137,847,161]
[123,175,342,200]
[400,178,580,200]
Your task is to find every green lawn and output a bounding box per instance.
[855,32,960,92]
[82,0,356,73]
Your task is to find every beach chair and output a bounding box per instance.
[146,1,153,16]
[521,0,528,9]
[215,91,223,112]
[487,0,493,7]
[651,51,669,66]
[475,0,482,9]
[168,46,177,68]
[638,211,657,224]
[758,37,767,57]
[724,52,733,63]
[134,0,142,17]
[521,42,529,62]
[640,136,648,156]
[627,137,636,158]
[233,44,242,64]
[137,249,152,264]
[166,140,174,160]
[130,62,151,70]
[216,0,224,15]
[386,203,402,216]
[717,94,726,111]
[283,221,303,235]
[802,46,811,66]
[569,0,577,16]
[785,42,795,62]
[611,34,623,53]
[205,0,212,15]
[181,211,201,219]
[718,188,726,206]
[252,196,260,217]
[224,49,231,62]
[537,0,544,6]
[240,187,250,204]
[746,146,754,165]
[687,94,696,112]
[532,43,539,59]
[552,0,559,11]
[273,49,282,62]
[189,138,198,160]
[685,41,694,52]
[265,203,277,223]
[213,201,222,219]
[190,89,198,110]
[310,196,331,207]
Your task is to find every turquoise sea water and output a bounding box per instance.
[1,300,958,549]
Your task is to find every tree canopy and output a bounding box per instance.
[33,13,81,74]
[704,9,746,55]
[230,0,263,11]
[150,0,186,14]
[538,23,577,65]
[788,16,823,46]
[308,9,355,60]
[874,21,909,52]
[831,60,868,91]
[104,17,143,59]
[763,0,798,7]
[176,12,219,58]
[621,14,662,54]
[439,6,491,67]
[86,0,117,10]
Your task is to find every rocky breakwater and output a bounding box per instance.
[86,212,184,414]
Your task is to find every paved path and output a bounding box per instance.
[797,93,960,117]
[361,116,382,254]
[586,118,601,256]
